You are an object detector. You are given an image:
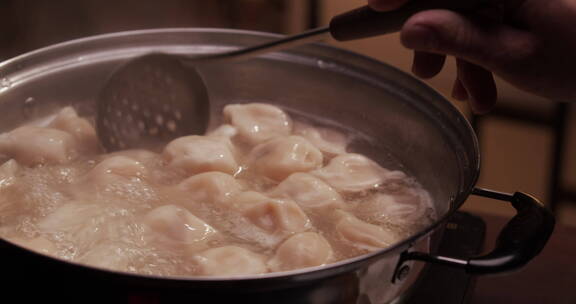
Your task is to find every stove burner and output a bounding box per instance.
[404,212,486,304]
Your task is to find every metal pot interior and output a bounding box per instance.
[0,28,480,279]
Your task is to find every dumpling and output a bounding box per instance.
[0,126,79,166]
[335,211,398,251]
[144,205,218,252]
[268,173,344,212]
[106,149,159,163]
[88,155,147,181]
[192,245,267,276]
[163,135,238,176]
[207,124,238,139]
[177,172,242,206]
[312,153,390,192]
[78,242,132,271]
[268,232,333,272]
[0,159,18,189]
[69,155,154,203]
[357,192,433,227]
[37,203,106,246]
[223,103,292,145]
[293,122,347,157]
[0,160,20,213]
[247,136,323,182]
[48,106,99,154]
[231,191,310,235]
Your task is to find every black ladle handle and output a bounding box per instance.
[329,0,490,41]
[400,188,555,275]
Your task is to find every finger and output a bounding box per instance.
[456,59,497,114]
[412,51,446,78]
[451,78,468,101]
[367,0,409,11]
[400,9,537,71]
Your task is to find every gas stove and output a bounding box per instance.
[404,212,486,304]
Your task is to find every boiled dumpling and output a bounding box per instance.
[163,135,238,176]
[312,153,390,192]
[231,191,310,235]
[78,242,132,271]
[247,136,323,182]
[48,106,99,154]
[177,172,242,206]
[293,122,347,157]
[223,103,292,145]
[268,173,344,212]
[0,160,19,212]
[0,159,18,189]
[144,205,218,252]
[268,232,333,272]
[335,211,398,250]
[106,149,159,163]
[356,192,432,227]
[207,124,238,139]
[88,156,147,180]
[37,203,106,246]
[192,245,267,276]
[0,126,79,166]
[69,155,153,203]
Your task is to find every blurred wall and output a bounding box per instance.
[0,0,307,60]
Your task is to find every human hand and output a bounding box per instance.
[368,0,576,113]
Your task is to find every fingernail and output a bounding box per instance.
[402,25,439,50]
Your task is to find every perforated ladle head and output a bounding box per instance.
[96,54,209,152]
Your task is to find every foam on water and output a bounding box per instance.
[0,105,436,276]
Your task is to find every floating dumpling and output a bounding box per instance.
[106,149,159,164]
[312,153,390,192]
[293,122,347,157]
[356,192,432,227]
[247,136,323,182]
[89,156,147,180]
[163,135,238,176]
[48,106,99,154]
[335,211,398,250]
[207,124,238,139]
[144,205,218,252]
[78,241,132,271]
[37,203,106,246]
[0,159,18,189]
[0,126,79,166]
[268,172,344,211]
[177,171,242,206]
[231,191,310,235]
[223,103,292,145]
[193,246,267,276]
[268,232,333,272]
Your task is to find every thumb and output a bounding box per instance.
[400,9,536,71]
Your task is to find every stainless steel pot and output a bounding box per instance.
[0,29,554,303]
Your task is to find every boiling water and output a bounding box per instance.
[0,104,435,276]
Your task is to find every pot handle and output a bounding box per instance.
[402,188,555,275]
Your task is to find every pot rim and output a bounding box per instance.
[0,28,480,282]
